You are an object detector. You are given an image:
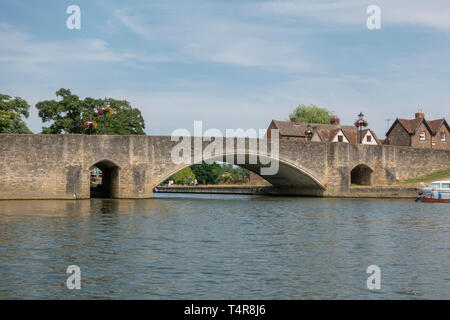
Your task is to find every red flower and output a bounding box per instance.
[98,109,104,115]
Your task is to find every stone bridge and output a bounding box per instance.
[1,134,449,199]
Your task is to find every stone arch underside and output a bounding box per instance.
[89,159,120,198]
[153,153,326,196]
[350,164,373,186]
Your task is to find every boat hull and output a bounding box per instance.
[421,197,450,203]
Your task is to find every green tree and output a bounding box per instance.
[289,104,331,124]
[191,161,221,184]
[36,88,146,134]
[0,94,32,133]
[171,167,196,185]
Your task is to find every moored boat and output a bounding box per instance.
[417,180,450,203]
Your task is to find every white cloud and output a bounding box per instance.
[0,24,132,65]
[113,6,317,72]
[257,0,450,31]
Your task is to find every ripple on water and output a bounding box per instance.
[0,195,449,299]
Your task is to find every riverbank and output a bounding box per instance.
[156,184,420,198]
[156,185,272,195]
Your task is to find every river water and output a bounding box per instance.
[0,194,448,299]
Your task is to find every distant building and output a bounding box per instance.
[266,116,380,145]
[384,110,450,149]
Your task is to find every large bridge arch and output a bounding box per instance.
[152,152,326,195]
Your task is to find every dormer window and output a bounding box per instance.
[367,135,372,142]
[338,135,343,142]
[441,132,446,141]
[420,131,426,140]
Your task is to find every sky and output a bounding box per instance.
[1,0,450,138]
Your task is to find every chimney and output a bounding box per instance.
[290,117,300,124]
[415,109,424,119]
[330,115,340,125]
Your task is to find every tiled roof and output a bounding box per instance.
[427,119,445,133]
[397,118,423,134]
[388,117,447,136]
[272,120,354,137]
[271,120,380,144]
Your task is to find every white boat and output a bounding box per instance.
[418,180,450,202]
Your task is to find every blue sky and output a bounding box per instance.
[1,0,449,137]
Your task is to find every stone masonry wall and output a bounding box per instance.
[1,134,450,199]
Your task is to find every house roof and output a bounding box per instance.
[271,119,380,144]
[341,128,380,144]
[271,120,355,137]
[427,119,448,134]
[386,117,448,136]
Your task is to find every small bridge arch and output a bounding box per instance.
[350,164,374,186]
[89,159,121,198]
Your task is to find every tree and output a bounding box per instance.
[36,88,146,134]
[171,167,196,185]
[289,104,331,124]
[191,161,221,184]
[0,94,32,134]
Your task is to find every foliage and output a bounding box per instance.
[36,88,146,134]
[191,162,250,185]
[0,94,32,134]
[289,104,331,124]
[171,167,196,185]
[191,161,221,184]
[165,162,251,186]
[396,168,450,185]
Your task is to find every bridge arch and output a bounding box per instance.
[350,164,373,186]
[89,159,121,198]
[153,152,326,195]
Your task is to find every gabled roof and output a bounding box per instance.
[341,128,380,144]
[387,117,431,136]
[271,120,354,137]
[386,117,448,136]
[313,127,380,144]
[427,118,449,134]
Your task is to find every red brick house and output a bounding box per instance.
[384,110,450,150]
[266,116,380,145]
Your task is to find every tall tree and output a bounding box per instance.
[0,94,32,134]
[36,88,146,134]
[289,104,331,124]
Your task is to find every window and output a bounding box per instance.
[441,132,446,141]
[429,183,440,189]
[442,183,450,189]
[367,135,372,142]
[338,135,343,142]
[420,131,426,140]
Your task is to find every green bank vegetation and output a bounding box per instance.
[163,161,250,186]
[396,168,450,185]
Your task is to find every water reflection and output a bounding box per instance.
[0,195,448,299]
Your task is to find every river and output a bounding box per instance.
[0,194,448,299]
